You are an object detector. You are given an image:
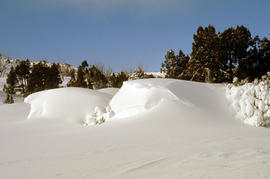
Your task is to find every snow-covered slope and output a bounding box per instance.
[1,79,270,179]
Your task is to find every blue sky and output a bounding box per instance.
[0,0,269,72]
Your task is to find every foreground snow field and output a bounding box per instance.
[1,79,270,179]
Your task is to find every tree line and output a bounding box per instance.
[161,25,270,83]
[3,61,62,103]
[3,60,154,103]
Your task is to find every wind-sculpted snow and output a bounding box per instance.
[25,79,228,125]
[109,80,179,118]
[226,80,270,127]
[109,79,225,119]
[24,87,113,124]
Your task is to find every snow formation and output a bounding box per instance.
[24,77,270,127]
[24,87,113,125]
[226,79,270,127]
[25,79,224,125]
[109,79,179,118]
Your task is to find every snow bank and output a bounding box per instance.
[226,80,270,127]
[109,80,178,118]
[109,79,222,119]
[24,79,226,125]
[24,87,113,124]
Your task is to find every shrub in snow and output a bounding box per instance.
[108,72,129,88]
[226,73,270,127]
[129,66,155,80]
[84,106,115,126]
[4,94,14,104]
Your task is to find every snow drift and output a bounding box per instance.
[24,78,270,128]
[109,79,226,119]
[226,80,270,127]
[24,79,228,125]
[24,87,113,124]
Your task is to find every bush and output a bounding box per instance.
[4,94,14,104]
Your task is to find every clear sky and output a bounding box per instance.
[0,0,269,72]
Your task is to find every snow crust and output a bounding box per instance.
[24,87,113,124]
[226,80,270,127]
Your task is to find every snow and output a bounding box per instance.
[145,72,165,78]
[98,88,119,96]
[59,76,71,87]
[1,78,270,179]
[0,77,6,104]
[24,87,113,125]
[109,79,179,118]
[226,80,270,127]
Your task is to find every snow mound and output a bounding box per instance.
[226,80,270,127]
[109,79,222,119]
[24,79,226,125]
[24,87,113,124]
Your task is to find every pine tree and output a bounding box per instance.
[27,62,44,93]
[4,93,14,104]
[75,66,87,88]
[238,36,270,81]
[188,25,225,82]
[108,72,129,88]
[161,50,190,79]
[87,65,107,89]
[15,59,30,93]
[45,63,62,89]
[5,66,17,94]
[220,25,252,81]
[81,60,88,69]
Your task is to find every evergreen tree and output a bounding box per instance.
[15,59,30,93]
[108,72,129,88]
[4,93,14,104]
[81,60,88,69]
[161,50,190,79]
[45,63,62,89]
[5,66,17,94]
[220,25,252,80]
[238,37,270,81]
[75,66,87,88]
[87,65,107,89]
[27,62,47,93]
[27,62,62,93]
[188,25,225,82]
